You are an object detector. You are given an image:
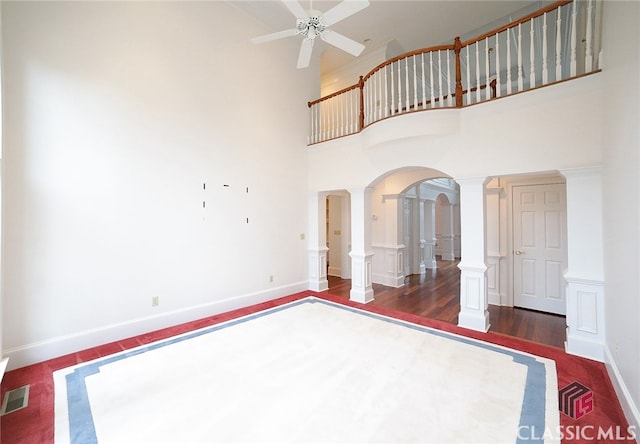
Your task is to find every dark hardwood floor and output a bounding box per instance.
[327,257,567,349]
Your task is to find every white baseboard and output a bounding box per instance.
[0,357,8,383]
[372,273,404,288]
[4,282,309,371]
[604,344,640,433]
[565,333,605,362]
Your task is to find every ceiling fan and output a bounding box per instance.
[251,0,370,69]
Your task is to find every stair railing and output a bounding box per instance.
[308,0,601,145]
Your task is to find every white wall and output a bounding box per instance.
[1,1,317,369]
[600,0,640,430]
[308,73,603,191]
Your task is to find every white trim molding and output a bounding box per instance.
[458,261,490,332]
[604,345,640,435]
[371,244,406,288]
[349,251,375,303]
[486,252,505,306]
[4,282,309,371]
[308,246,329,292]
[564,274,605,361]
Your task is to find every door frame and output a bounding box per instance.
[504,173,567,310]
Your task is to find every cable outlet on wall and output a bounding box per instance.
[152,296,159,307]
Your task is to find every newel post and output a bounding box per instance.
[454,37,464,108]
[358,75,365,131]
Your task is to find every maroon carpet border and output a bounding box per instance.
[0,290,633,444]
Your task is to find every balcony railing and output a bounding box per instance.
[308,0,601,145]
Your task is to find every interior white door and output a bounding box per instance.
[512,184,567,315]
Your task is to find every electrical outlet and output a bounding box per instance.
[269,275,274,283]
[152,296,159,307]
[300,233,305,240]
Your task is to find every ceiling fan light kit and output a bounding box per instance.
[251,0,370,69]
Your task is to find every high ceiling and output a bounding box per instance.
[232,0,544,75]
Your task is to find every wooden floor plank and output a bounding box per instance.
[327,258,566,349]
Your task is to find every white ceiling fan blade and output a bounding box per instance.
[282,0,308,19]
[297,38,315,69]
[322,0,369,26]
[321,30,365,57]
[251,28,299,45]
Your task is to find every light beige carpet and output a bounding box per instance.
[54,297,559,443]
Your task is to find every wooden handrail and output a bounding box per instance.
[308,82,360,107]
[307,0,598,145]
[362,44,456,83]
[460,0,572,47]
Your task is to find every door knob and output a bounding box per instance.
[514,250,525,255]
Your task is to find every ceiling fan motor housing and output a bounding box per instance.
[297,14,326,39]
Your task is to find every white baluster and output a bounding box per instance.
[506,27,512,94]
[397,60,402,113]
[405,57,410,112]
[351,89,356,133]
[332,97,337,138]
[329,100,333,139]
[318,103,322,141]
[495,33,501,97]
[429,52,435,108]
[368,74,373,123]
[390,62,396,115]
[542,12,549,85]
[517,24,524,92]
[570,1,577,77]
[345,93,350,135]
[437,50,444,107]
[475,42,481,102]
[446,50,453,106]
[339,95,343,135]
[308,104,313,144]
[556,5,563,81]
[331,97,335,138]
[319,102,324,142]
[367,81,372,125]
[530,18,536,88]
[421,53,427,109]
[336,97,340,137]
[373,73,378,122]
[335,97,340,137]
[376,69,384,120]
[585,0,594,72]
[349,89,354,134]
[465,45,471,104]
[412,55,418,110]
[356,88,360,131]
[485,37,491,101]
[378,71,383,120]
[384,66,389,118]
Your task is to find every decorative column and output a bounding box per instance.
[412,196,426,275]
[378,193,405,287]
[349,187,374,303]
[560,167,605,362]
[308,192,329,292]
[423,199,438,269]
[456,177,489,332]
